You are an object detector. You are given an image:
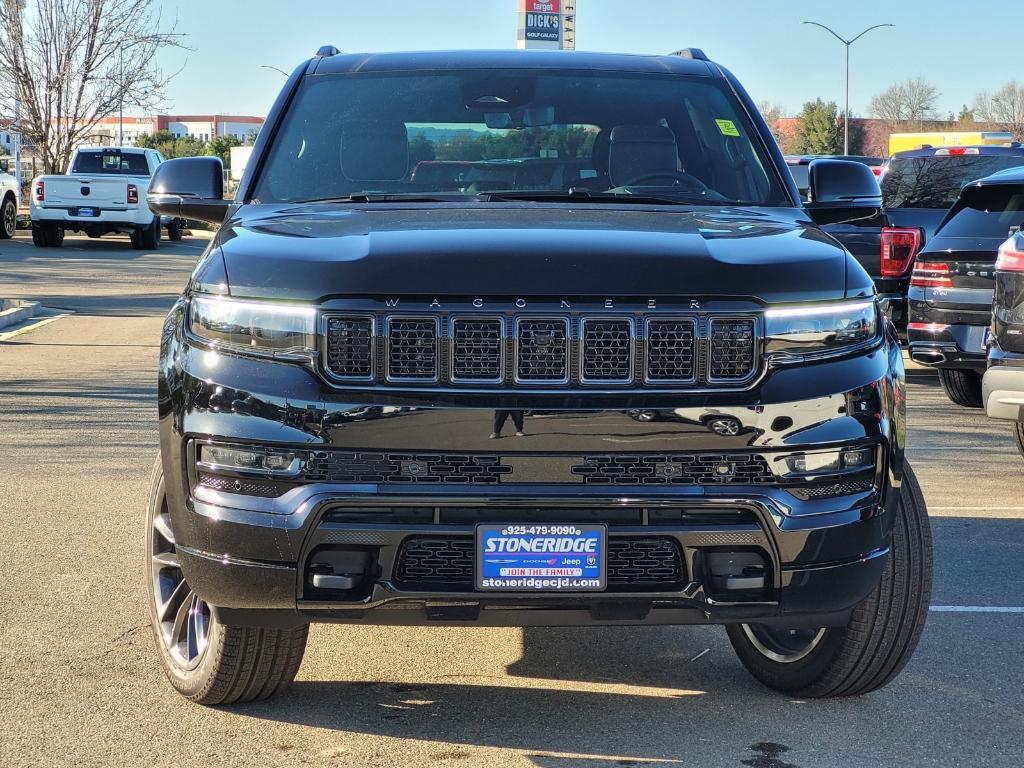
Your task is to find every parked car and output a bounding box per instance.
[982,223,1024,454]
[144,46,931,704]
[908,167,1024,406]
[0,156,18,239]
[29,146,186,248]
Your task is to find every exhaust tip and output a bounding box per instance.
[911,350,946,365]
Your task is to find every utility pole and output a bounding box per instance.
[802,21,894,155]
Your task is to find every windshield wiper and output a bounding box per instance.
[483,190,718,206]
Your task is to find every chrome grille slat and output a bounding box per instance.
[386,317,439,381]
[515,318,569,383]
[581,318,633,383]
[644,318,696,383]
[451,317,504,383]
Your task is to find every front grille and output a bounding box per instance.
[393,535,686,591]
[451,317,503,382]
[581,318,633,383]
[645,318,696,382]
[570,454,774,485]
[709,317,757,382]
[323,309,763,389]
[386,317,438,381]
[325,316,374,379]
[304,451,511,484]
[516,319,569,382]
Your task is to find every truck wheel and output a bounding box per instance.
[167,218,184,241]
[726,462,932,697]
[0,195,15,239]
[1013,422,1024,461]
[937,368,983,408]
[134,217,160,250]
[32,223,63,248]
[146,456,309,705]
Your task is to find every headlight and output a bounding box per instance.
[188,295,317,359]
[764,300,878,358]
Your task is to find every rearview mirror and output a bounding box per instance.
[147,156,229,224]
[805,159,882,226]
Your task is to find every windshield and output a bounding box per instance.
[251,69,789,206]
[71,150,150,175]
[881,154,1024,209]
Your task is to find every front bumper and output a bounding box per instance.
[158,325,906,628]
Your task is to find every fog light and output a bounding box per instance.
[200,444,302,476]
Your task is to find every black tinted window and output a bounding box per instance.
[939,186,1024,238]
[252,70,788,206]
[71,150,150,175]
[881,154,1024,209]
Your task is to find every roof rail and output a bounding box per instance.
[670,48,708,61]
[315,45,340,57]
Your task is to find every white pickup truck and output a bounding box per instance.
[0,157,18,239]
[29,146,185,249]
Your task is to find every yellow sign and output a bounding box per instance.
[715,119,740,137]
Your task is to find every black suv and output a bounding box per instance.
[145,47,931,704]
[908,167,1024,406]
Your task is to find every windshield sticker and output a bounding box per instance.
[715,119,740,137]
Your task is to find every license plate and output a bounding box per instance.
[984,326,993,347]
[476,524,606,591]
[74,207,96,217]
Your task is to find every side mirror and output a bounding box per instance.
[805,159,882,225]
[148,156,229,224]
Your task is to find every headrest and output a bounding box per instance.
[339,121,409,182]
[607,124,679,187]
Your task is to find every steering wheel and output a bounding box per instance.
[618,170,709,190]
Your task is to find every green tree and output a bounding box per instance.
[209,135,242,165]
[791,99,840,155]
[135,129,208,159]
[408,133,436,165]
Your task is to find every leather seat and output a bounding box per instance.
[606,125,680,187]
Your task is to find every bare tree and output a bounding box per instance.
[868,78,940,127]
[974,81,1024,141]
[0,0,186,173]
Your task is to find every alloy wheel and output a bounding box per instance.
[2,202,14,237]
[149,494,213,670]
[739,624,827,663]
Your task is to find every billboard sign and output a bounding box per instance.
[518,0,573,50]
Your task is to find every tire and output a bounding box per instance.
[937,368,983,408]
[87,232,103,239]
[146,456,309,705]
[31,223,63,247]
[1013,422,1024,461]
[135,216,160,250]
[167,218,184,241]
[0,195,16,239]
[726,462,932,697]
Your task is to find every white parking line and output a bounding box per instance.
[930,606,1024,614]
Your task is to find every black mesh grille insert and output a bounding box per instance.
[581,318,632,382]
[570,454,774,485]
[709,318,757,381]
[197,473,290,498]
[786,477,874,500]
[304,452,512,484]
[325,316,373,379]
[645,319,696,382]
[451,318,503,382]
[393,535,686,590]
[517,319,568,381]
[387,318,438,380]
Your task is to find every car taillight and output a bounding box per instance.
[996,239,1024,272]
[34,180,44,203]
[127,183,138,204]
[910,261,952,288]
[881,227,922,277]
[871,166,882,177]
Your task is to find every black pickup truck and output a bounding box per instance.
[144,46,930,705]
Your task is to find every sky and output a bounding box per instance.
[154,0,1022,119]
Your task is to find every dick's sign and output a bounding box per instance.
[518,0,574,50]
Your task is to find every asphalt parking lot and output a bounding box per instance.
[1,231,1022,768]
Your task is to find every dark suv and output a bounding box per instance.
[145,47,931,705]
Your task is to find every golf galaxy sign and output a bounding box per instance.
[517,0,576,50]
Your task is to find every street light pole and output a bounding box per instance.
[802,21,895,155]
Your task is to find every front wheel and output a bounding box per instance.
[726,462,932,697]
[937,368,983,408]
[146,456,309,704]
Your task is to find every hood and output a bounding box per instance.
[214,204,851,304]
